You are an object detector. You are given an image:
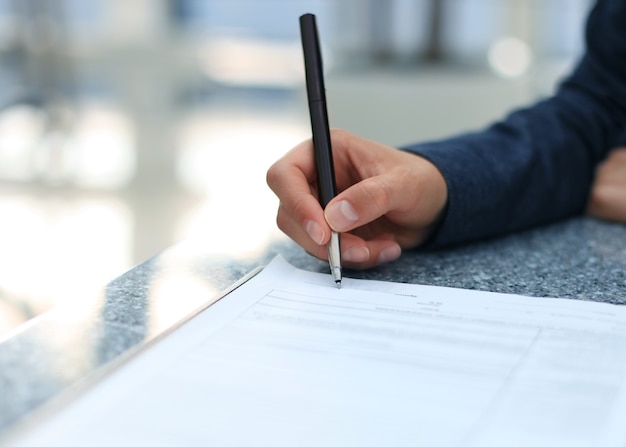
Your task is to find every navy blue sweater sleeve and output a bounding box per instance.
[403,0,626,248]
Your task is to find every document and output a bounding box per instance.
[12,256,626,447]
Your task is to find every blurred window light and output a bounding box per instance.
[0,103,135,188]
[62,0,106,43]
[175,112,307,253]
[68,103,136,189]
[0,3,17,49]
[389,0,429,60]
[179,0,334,89]
[488,37,532,78]
[440,0,590,70]
[537,0,592,58]
[177,0,334,39]
[198,37,305,88]
[0,104,47,181]
[443,0,505,62]
[176,113,307,196]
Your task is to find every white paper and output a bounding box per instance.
[11,255,626,447]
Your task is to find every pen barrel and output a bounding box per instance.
[300,14,325,103]
[309,100,337,208]
[300,13,337,209]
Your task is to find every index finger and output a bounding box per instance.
[266,139,332,245]
[267,139,316,193]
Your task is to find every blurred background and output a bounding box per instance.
[0,0,592,336]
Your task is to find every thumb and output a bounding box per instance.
[324,175,397,232]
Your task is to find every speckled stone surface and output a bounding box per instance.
[282,217,626,303]
[1,216,626,443]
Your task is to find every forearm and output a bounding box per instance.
[404,0,626,248]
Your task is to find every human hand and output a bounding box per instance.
[266,129,448,269]
[587,147,626,222]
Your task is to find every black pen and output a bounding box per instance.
[299,13,342,288]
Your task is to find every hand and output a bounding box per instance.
[266,129,448,269]
[587,147,626,222]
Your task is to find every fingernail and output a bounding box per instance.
[343,246,370,263]
[378,244,401,264]
[325,200,359,231]
[305,220,325,245]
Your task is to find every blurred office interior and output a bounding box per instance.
[0,0,592,336]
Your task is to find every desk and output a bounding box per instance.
[1,216,626,442]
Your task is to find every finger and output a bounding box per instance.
[340,233,402,269]
[324,173,408,233]
[266,141,316,199]
[277,206,402,269]
[587,185,626,222]
[324,153,446,249]
[597,164,626,184]
[276,204,329,260]
[267,142,332,246]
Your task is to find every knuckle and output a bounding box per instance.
[330,128,352,147]
[290,194,314,224]
[588,186,609,210]
[265,161,282,191]
[369,176,394,210]
[275,207,290,233]
[277,193,315,230]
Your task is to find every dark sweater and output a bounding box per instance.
[404,0,626,248]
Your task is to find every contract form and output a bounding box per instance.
[11,255,626,447]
